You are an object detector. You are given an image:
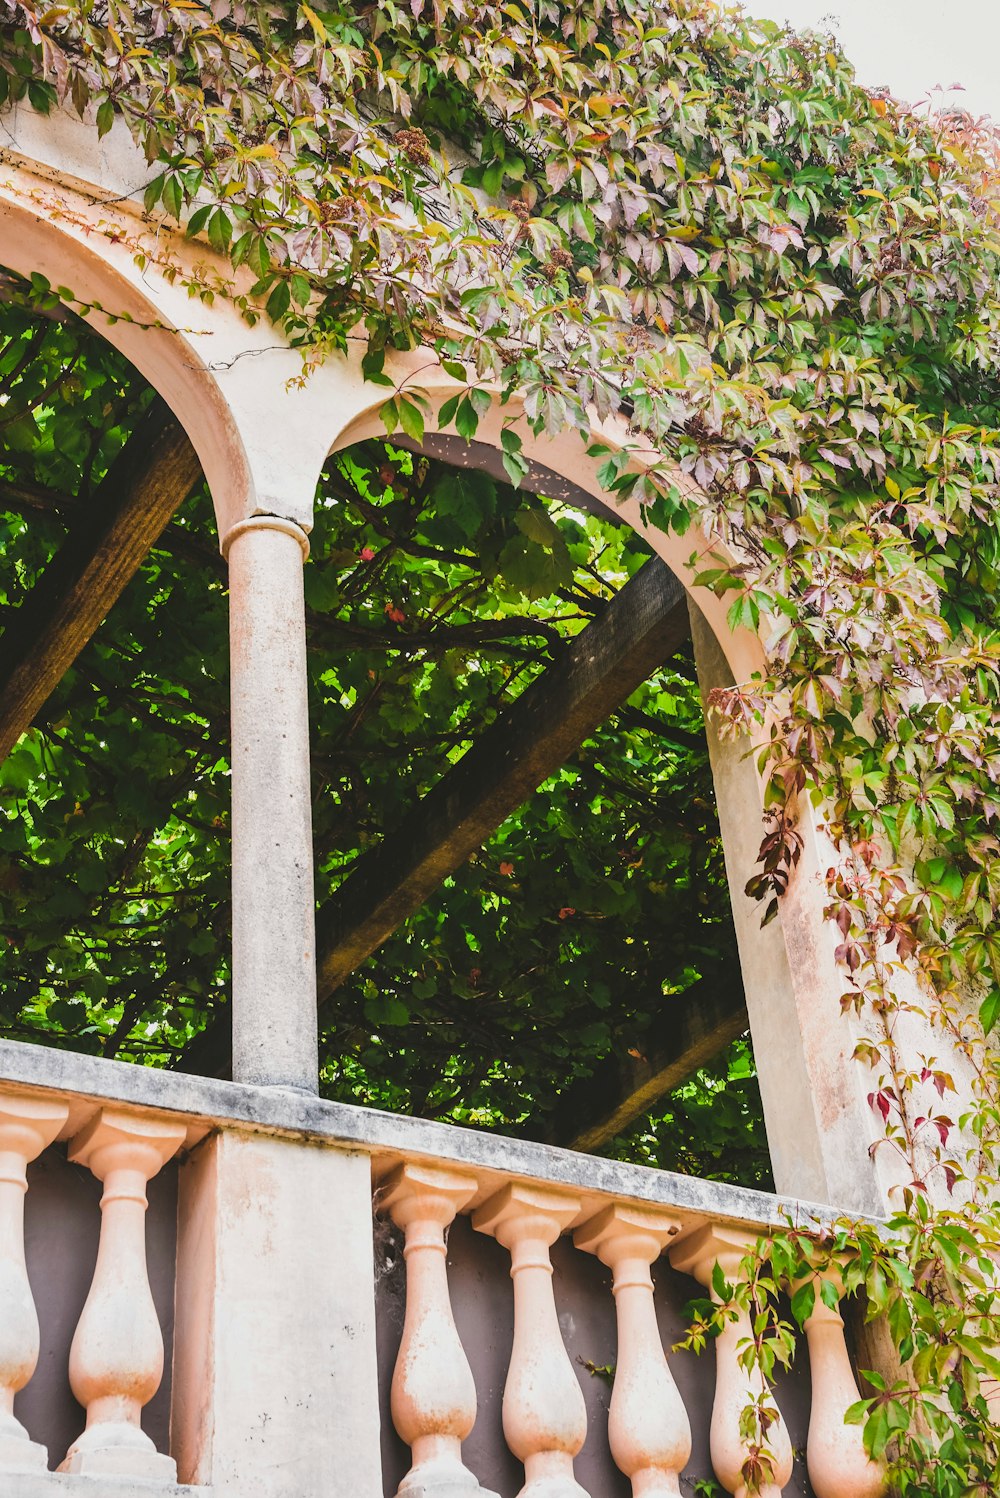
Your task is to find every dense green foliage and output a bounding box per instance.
[0,276,766,1180]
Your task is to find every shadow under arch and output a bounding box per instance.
[0,165,251,535]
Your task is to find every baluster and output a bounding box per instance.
[575,1203,691,1497]
[59,1108,185,1479]
[798,1271,885,1498]
[670,1225,792,1498]
[473,1182,589,1498]
[0,1093,68,1473]
[381,1162,499,1498]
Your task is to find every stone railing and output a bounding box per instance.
[0,1039,883,1498]
[372,1164,884,1498]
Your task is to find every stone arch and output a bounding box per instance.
[0,155,254,533]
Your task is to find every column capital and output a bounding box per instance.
[0,1092,68,1180]
[472,1181,580,1249]
[574,1201,682,1267]
[67,1108,186,1190]
[221,513,311,561]
[380,1161,478,1230]
[668,1222,762,1289]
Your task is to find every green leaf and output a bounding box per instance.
[980,988,1000,1036]
[437,394,461,429]
[397,397,425,444]
[208,210,233,256]
[454,397,479,440]
[363,994,410,1026]
[790,1279,815,1327]
[143,173,165,214]
[502,448,530,487]
[247,236,271,279]
[265,279,291,321]
[185,204,213,239]
[162,174,183,222]
[362,346,394,386]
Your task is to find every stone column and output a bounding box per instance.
[574,1203,690,1497]
[60,1108,186,1479]
[670,1224,792,1498]
[381,1162,498,1498]
[688,600,888,1214]
[798,1271,885,1498]
[223,515,318,1093]
[473,1183,589,1498]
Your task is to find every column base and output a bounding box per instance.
[0,1433,48,1473]
[399,1463,501,1498]
[58,1447,177,1481]
[517,1478,590,1498]
[401,1480,499,1492]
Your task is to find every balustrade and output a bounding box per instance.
[59,1107,185,1480]
[669,1224,793,1498]
[473,1182,589,1498]
[0,1044,885,1498]
[381,1160,498,1498]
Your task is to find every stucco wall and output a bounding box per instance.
[376,1212,817,1498]
[16,1144,177,1470]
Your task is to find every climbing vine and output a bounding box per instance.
[4,0,1000,1487]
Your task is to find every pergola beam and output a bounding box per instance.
[540,969,748,1153]
[0,401,201,762]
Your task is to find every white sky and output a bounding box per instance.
[759,1,1000,121]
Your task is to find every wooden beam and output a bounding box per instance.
[314,557,689,1004]
[177,556,691,1076]
[0,402,201,762]
[539,969,748,1153]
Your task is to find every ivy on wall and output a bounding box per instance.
[4,0,1000,1487]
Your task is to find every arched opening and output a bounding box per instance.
[0,265,227,1058]
[303,435,769,1185]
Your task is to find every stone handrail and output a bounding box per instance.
[0,1039,883,1498]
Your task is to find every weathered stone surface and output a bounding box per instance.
[0,1039,866,1236]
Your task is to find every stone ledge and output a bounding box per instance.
[0,1038,873,1235]
[6,1476,208,1498]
